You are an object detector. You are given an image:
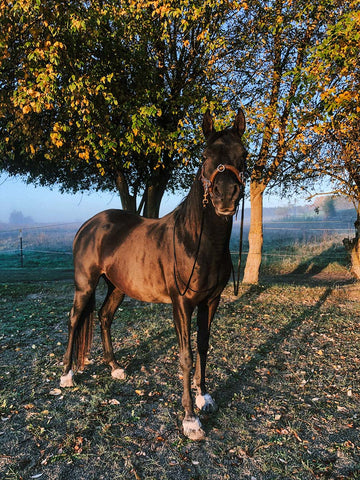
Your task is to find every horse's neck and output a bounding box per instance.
[177,177,232,252]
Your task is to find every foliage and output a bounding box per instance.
[300,0,360,210]
[227,0,347,193]
[0,0,234,216]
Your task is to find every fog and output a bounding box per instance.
[0,174,184,225]
[1,173,293,226]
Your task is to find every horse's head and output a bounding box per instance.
[200,109,247,217]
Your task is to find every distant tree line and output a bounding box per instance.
[9,210,34,225]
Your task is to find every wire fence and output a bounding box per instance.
[0,222,79,270]
[0,218,356,272]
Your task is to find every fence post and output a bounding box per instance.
[19,229,23,267]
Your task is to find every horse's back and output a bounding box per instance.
[72,209,174,303]
[72,209,143,273]
[74,209,143,248]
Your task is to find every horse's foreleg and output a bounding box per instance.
[99,284,126,380]
[173,298,205,441]
[193,296,220,413]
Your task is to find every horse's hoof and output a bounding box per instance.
[183,417,206,441]
[111,368,126,380]
[60,370,74,388]
[196,393,217,413]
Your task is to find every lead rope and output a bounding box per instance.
[232,190,245,296]
[173,210,205,297]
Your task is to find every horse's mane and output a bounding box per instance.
[175,167,204,223]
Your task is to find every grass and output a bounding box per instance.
[0,220,358,478]
[0,277,359,479]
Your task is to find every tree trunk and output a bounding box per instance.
[115,171,136,213]
[343,211,360,280]
[143,167,170,218]
[243,183,264,284]
[143,183,166,218]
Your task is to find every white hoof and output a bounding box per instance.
[183,417,205,441]
[111,368,126,380]
[60,370,74,388]
[196,393,217,413]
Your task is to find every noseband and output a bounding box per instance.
[200,163,245,208]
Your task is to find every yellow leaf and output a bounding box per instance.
[22,105,32,114]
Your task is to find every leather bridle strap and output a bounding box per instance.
[208,164,245,188]
[200,163,245,207]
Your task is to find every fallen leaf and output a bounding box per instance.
[49,388,62,396]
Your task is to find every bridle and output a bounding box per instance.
[200,160,247,296]
[173,160,247,297]
[200,163,246,208]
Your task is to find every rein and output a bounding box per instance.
[201,162,246,295]
[173,162,246,297]
[232,193,245,296]
[173,209,211,297]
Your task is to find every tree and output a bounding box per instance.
[323,197,336,219]
[0,0,233,217]
[226,0,350,283]
[9,210,34,225]
[299,1,360,277]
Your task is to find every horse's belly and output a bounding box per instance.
[105,255,172,304]
[125,288,172,304]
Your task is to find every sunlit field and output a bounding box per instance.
[1,218,359,479]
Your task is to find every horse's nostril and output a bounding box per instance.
[213,185,222,199]
[232,184,240,198]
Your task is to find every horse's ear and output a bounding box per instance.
[233,108,246,137]
[202,110,214,138]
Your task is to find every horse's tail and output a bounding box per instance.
[73,292,95,372]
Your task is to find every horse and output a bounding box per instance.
[60,109,248,440]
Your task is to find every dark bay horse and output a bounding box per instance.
[60,109,247,440]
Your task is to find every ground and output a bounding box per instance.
[0,273,359,480]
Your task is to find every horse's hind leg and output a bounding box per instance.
[193,296,220,413]
[99,281,126,380]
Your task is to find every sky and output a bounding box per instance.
[0,173,289,225]
[0,174,189,224]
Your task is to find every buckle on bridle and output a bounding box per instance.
[200,163,245,207]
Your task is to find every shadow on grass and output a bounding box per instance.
[290,245,346,276]
[121,325,176,375]
[214,286,333,407]
[264,244,357,287]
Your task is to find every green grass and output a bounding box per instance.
[1,279,359,479]
[259,233,349,275]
